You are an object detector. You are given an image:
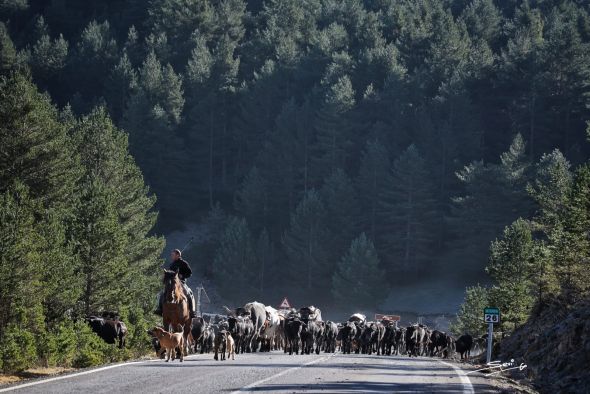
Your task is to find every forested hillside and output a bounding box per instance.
[1,0,590,345]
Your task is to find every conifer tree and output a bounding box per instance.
[380,145,437,274]
[283,190,331,296]
[213,217,258,303]
[331,233,387,310]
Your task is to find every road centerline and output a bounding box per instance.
[230,354,334,393]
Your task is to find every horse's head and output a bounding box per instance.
[162,269,184,303]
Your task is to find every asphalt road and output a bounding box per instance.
[0,352,500,393]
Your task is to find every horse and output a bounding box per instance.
[162,269,191,356]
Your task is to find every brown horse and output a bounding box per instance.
[162,269,191,356]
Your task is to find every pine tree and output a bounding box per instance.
[105,53,137,122]
[331,233,387,310]
[449,134,533,276]
[312,75,355,183]
[283,190,331,297]
[379,145,438,274]
[549,164,590,302]
[356,139,390,243]
[486,218,536,330]
[213,217,258,304]
[73,107,164,309]
[528,149,572,231]
[122,51,186,224]
[234,166,268,236]
[321,168,357,260]
[255,228,273,298]
[0,22,16,73]
[0,73,81,209]
[451,285,489,337]
[73,178,127,315]
[0,183,45,339]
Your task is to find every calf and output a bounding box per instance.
[226,332,236,360]
[214,330,228,361]
[149,327,184,362]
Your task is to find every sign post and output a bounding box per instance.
[483,307,500,364]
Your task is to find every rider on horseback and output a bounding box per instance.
[155,249,197,318]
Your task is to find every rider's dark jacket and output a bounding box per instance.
[169,258,192,281]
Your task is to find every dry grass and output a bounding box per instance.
[0,367,75,386]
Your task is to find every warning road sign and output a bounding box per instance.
[279,297,291,309]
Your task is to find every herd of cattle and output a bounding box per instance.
[135,302,479,363]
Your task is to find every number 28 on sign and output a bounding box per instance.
[484,307,500,323]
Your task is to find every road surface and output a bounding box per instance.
[0,352,500,393]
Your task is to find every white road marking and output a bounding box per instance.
[438,360,475,394]
[230,354,334,393]
[0,354,205,392]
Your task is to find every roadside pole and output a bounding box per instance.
[486,321,493,364]
[483,307,500,364]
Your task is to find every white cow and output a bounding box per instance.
[260,306,281,351]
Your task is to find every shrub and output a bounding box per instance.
[0,324,37,373]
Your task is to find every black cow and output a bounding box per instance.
[339,321,357,354]
[86,316,127,349]
[324,321,339,353]
[360,324,376,354]
[301,320,322,355]
[428,330,447,357]
[202,326,214,353]
[284,318,305,355]
[456,334,473,360]
[190,317,207,353]
[228,316,253,354]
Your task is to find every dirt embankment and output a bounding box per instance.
[498,298,590,393]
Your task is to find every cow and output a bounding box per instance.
[360,323,376,354]
[456,334,473,361]
[324,321,339,353]
[202,325,214,353]
[301,320,322,355]
[395,327,407,356]
[339,321,357,355]
[284,317,305,355]
[232,302,267,352]
[299,306,322,322]
[428,330,447,357]
[443,333,456,359]
[260,306,281,352]
[190,317,207,353]
[86,315,127,349]
[371,322,385,355]
[406,324,428,356]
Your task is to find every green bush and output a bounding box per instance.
[0,324,37,373]
[72,320,109,368]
